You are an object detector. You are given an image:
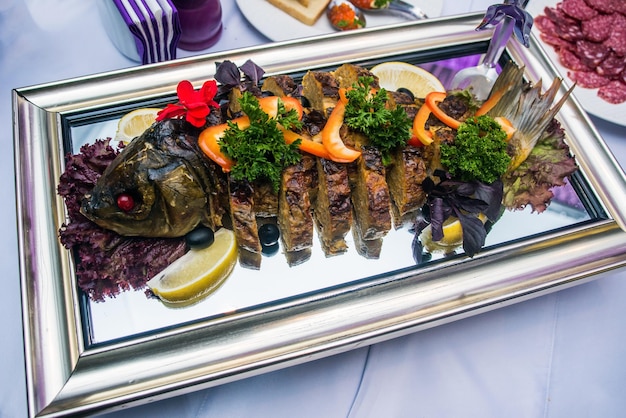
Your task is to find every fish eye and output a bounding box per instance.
[116,193,135,212]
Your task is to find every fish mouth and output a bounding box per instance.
[80,191,144,223]
[80,193,146,236]
[79,193,99,220]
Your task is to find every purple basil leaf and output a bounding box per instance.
[215,60,241,87]
[458,212,487,257]
[453,196,490,214]
[240,59,265,85]
[453,181,478,196]
[421,176,436,193]
[473,180,504,220]
[429,197,446,242]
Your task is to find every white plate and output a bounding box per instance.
[526,0,626,126]
[236,0,443,42]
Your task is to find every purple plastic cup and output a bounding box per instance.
[171,0,223,50]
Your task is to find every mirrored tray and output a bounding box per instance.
[14,12,626,417]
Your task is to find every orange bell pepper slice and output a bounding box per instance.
[410,102,434,146]
[281,128,332,160]
[494,116,516,141]
[198,116,249,172]
[259,96,304,120]
[321,100,361,163]
[339,87,350,104]
[425,91,462,130]
[475,87,508,116]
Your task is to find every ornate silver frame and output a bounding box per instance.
[14,13,626,417]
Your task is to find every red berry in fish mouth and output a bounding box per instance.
[116,193,135,212]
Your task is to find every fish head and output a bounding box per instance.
[80,121,209,237]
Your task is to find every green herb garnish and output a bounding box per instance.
[344,76,412,164]
[220,92,302,192]
[440,115,511,184]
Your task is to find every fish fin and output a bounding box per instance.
[485,64,574,172]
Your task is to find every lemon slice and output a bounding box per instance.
[115,107,162,143]
[147,228,237,305]
[419,214,487,253]
[371,62,445,98]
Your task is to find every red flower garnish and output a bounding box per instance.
[156,79,219,128]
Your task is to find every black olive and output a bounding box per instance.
[185,226,215,249]
[397,87,415,101]
[262,242,280,257]
[258,223,280,246]
[300,96,311,108]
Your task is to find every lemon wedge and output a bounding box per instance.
[419,214,487,253]
[115,107,162,144]
[147,228,237,306]
[371,62,445,98]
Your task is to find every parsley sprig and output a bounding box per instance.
[440,115,511,184]
[220,92,302,192]
[343,76,412,164]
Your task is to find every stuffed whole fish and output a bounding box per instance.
[81,118,226,238]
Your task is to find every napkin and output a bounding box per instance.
[99,0,181,64]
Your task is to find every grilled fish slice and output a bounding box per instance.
[302,69,354,256]
[351,217,383,259]
[253,182,278,218]
[349,143,392,240]
[302,70,340,115]
[334,63,380,90]
[314,158,352,255]
[278,154,316,265]
[334,63,392,242]
[386,144,428,228]
[228,178,262,269]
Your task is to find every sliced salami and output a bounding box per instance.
[568,70,612,88]
[563,0,599,20]
[598,80,626,104]
[610,0,626,15]
[532,2,626,105]
[535,15,558,37]
[576,39,611,67]
[541,33,575,51]
[556,21,585,42]
[597,52,626,77]
[583,0,615,13]
[603,14,626,56]
[543,5,564,23]
[581,14,615,43]
[559,48,591,71]
[544,5,584,41]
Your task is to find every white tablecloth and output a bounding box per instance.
[2,1,626,417]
